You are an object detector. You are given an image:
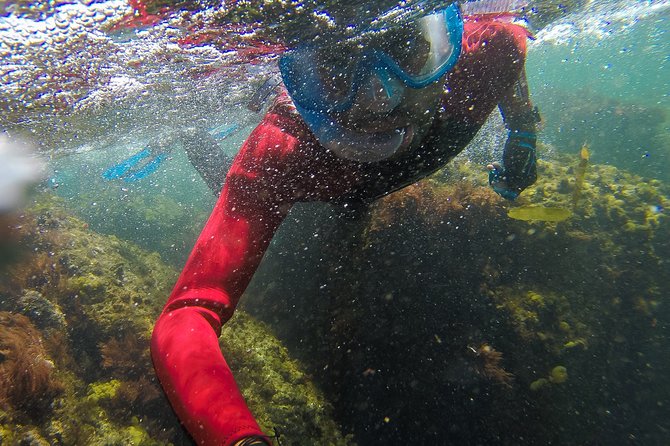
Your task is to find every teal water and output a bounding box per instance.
[527,1,669,177]
[531,14,668,108]
[48,119,255,265]
[1,1,670,444]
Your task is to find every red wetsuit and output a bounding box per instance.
[151,19,534,446]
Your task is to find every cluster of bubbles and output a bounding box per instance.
[533,0,670,45]
[6,0,658,157]
[0,0,275,155]
[1,1,127,118]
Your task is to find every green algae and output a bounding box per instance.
[529,377,549,391]
[222,313,352,445]
[530,365,569,391]
[0,193,348,445]
[86,379,122,404]
[241,150,670,444]
[549,365,568,384]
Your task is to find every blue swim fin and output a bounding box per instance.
[102,148,151,180]
[209,123,240,140]
[123,152,168,182]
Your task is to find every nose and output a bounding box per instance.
[355,68,404,114]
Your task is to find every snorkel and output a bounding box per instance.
[279,2,463,163]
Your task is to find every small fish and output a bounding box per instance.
[579,143,590,162]
[508,206,572,222]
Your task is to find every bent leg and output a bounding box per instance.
[182,129,232,196]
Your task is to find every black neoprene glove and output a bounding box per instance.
[488,131,537,200]
[234,436,272,446]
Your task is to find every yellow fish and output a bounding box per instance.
[508,206,572,222]
[579,144,590,162]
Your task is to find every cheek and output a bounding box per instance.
[396,84,443,123]
[403,85,444,143]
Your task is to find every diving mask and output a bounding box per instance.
[279,3,463,162]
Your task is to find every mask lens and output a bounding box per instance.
[280,45,361,113]
[314,47,360,106]
[383,11,456,78]
[381,26,432,76]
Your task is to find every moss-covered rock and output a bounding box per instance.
[0,193,347,445]
[242,152,670,445]
[222,313,351,446]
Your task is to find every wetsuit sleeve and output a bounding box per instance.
[151,112,301,446]
[498,67,540,134]
[497,66,540,194]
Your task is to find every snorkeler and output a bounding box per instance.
[151,2,540,445]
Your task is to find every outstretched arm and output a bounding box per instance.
[151,112,302,446]
[489,67,541,200]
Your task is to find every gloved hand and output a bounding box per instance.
[234,436,272,446]
[487,132,537,200]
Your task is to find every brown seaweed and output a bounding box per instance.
[0,312,62,415]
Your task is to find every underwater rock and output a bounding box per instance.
[54,177,213,267]
[243,155,670,444]
[0,193,348,445]
[14,290,66,333]
[222,313,351,445]
[2,154,668,444]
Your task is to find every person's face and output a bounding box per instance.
[337,77,444,149]
[317,29,446,151]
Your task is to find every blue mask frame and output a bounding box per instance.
[279,3,463,115]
